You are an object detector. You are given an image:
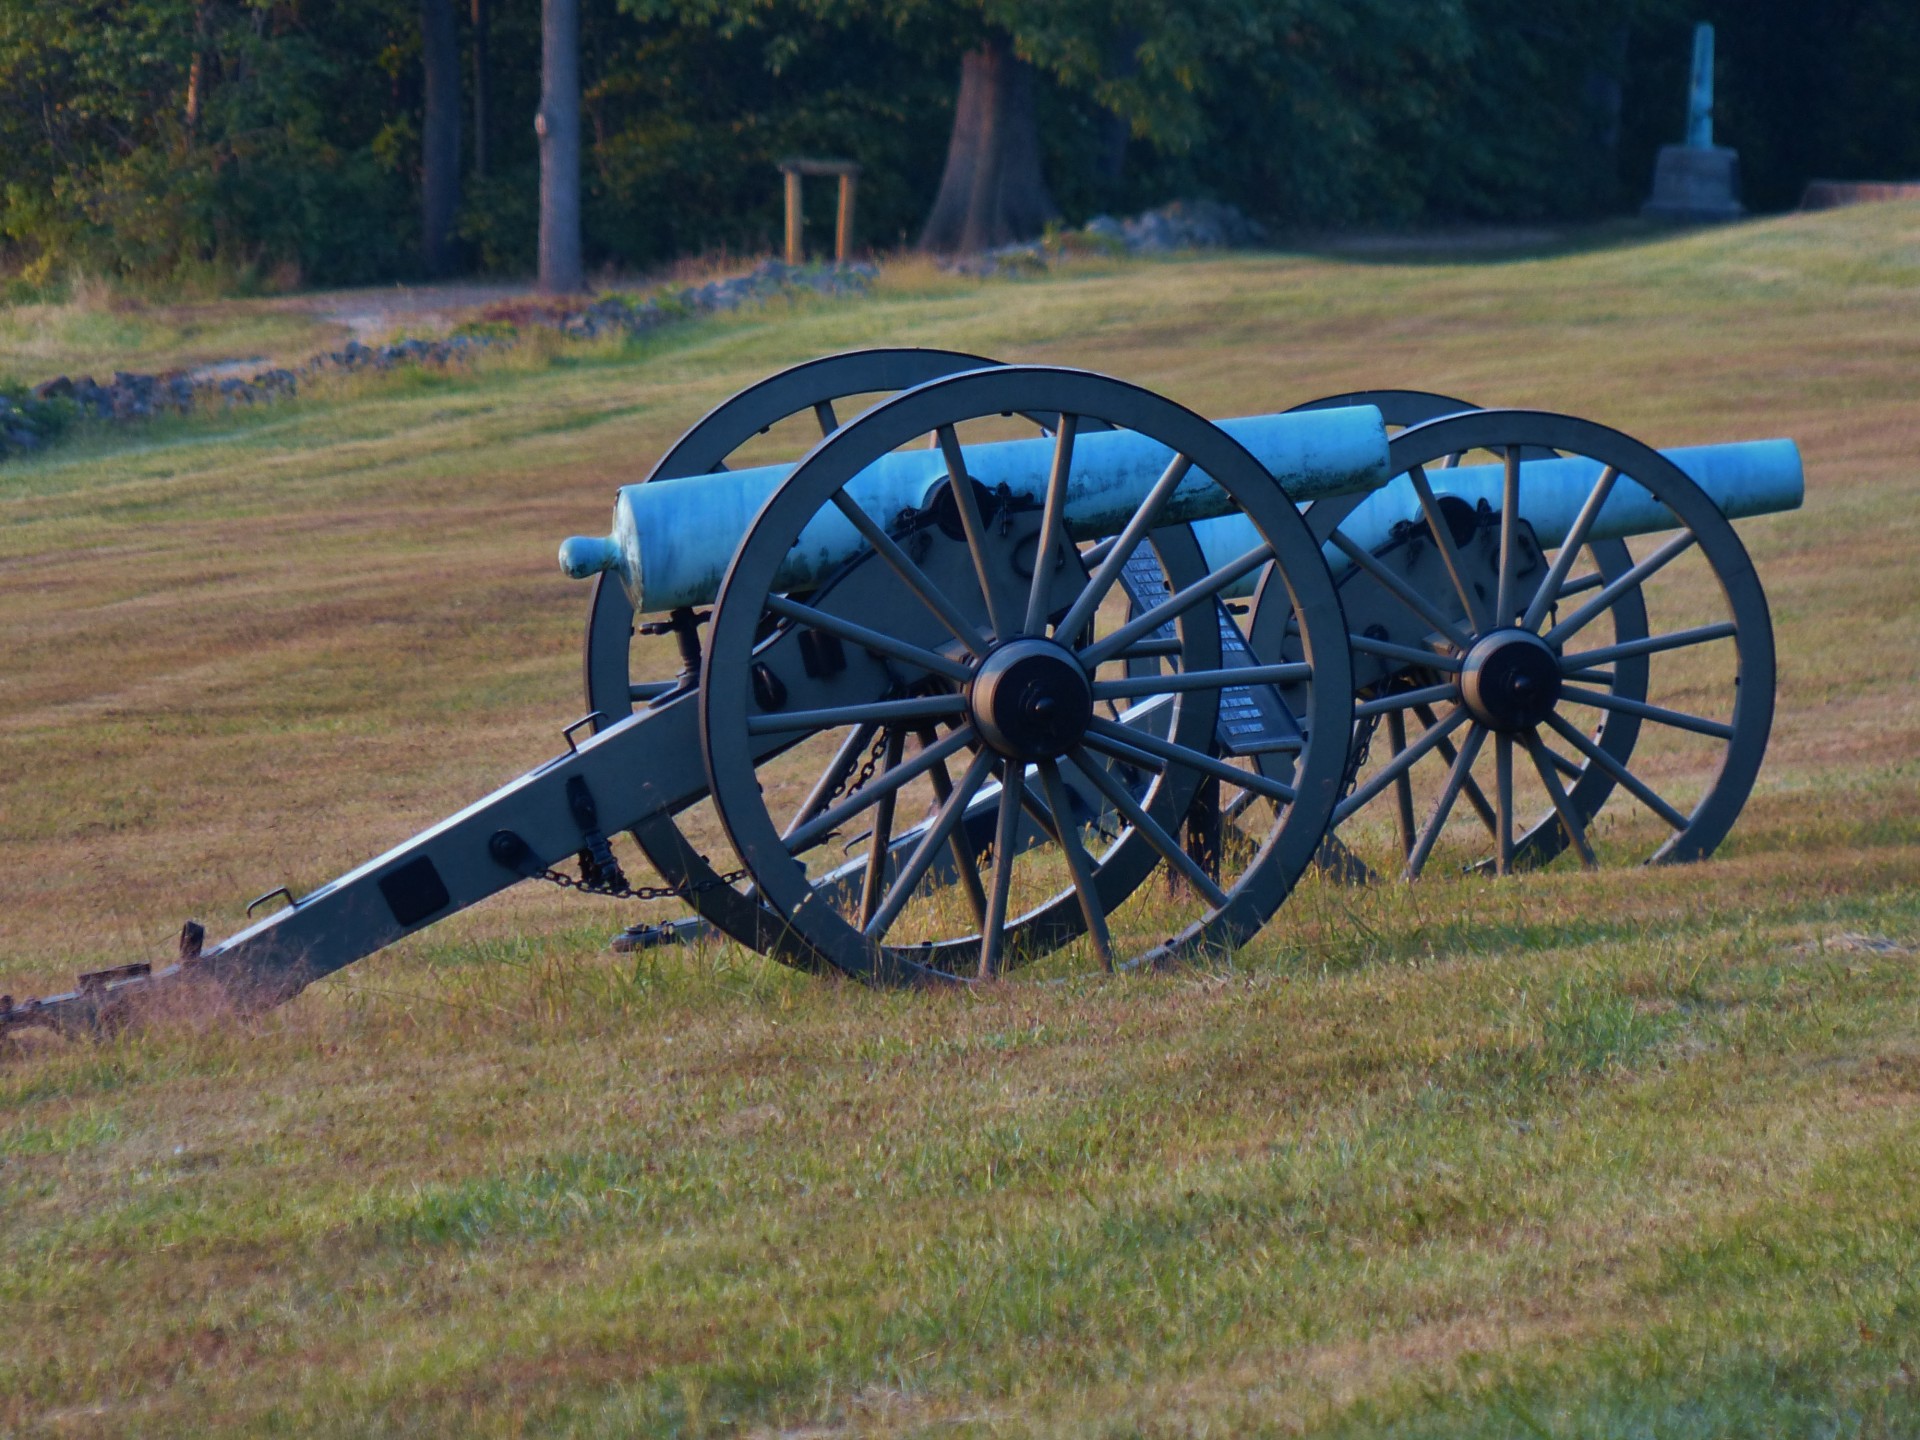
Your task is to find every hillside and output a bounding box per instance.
[2,207,1918,1436]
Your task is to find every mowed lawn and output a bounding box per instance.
[2,207,1918,1436]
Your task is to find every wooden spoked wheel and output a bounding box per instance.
[1261,391,1650,877]
[697,366,1354,984]
[1255,409,1773,879]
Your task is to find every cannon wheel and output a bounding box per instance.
[1265,390,1650,877]
[699,366,1354,984]
[1258,409,1772,877]
[582,348,1030,961]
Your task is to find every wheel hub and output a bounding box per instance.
[969,638,1094,761]
[1459,628,1562,732]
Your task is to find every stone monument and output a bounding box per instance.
[1643,23,1745,222]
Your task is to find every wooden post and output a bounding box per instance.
[835,172,857,262]
[783,168,803,264]
[778,158,859,265]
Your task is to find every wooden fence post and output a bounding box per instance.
[778,158,860,264]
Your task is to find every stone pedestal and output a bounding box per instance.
[1643,145,1745,223]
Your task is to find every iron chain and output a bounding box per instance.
[529,860,747,903]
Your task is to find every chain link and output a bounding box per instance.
[1342,712,1378,801]
[839,727,892,804]
[528,859,748,903]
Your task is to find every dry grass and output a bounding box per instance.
[2,206,1918,1436]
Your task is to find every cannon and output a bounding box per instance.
[0,352,1801,1036]
[583,362,1800,951]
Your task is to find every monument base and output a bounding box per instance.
[1643,145,1745,223]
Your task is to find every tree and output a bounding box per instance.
[919,32,1053,252]
[420,0,462,274]
[538,0,584,292]
[470,0,490,177]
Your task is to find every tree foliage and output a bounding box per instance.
[1,0,1917,286]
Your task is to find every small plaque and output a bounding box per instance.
[1115,543,1303,757]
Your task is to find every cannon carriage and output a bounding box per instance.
[2,350,1801,1035]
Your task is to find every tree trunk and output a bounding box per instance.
[470,0,489,177]
[537,0,584,293]
[184,2,209,135]
[420,0,461,276]
[919,34,1056,254]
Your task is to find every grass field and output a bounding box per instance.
[3,206,1918,1436]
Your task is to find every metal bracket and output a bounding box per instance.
[567,776,629,891]
[246,885,296,917]
[563,712,605,753]
[488,829,545,879]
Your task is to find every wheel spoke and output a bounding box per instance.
[1092,661,1312,700]
[1545,531,1697,647]
[1539,739,1582,781]
[1038,759,1113,970]
[1116,636,1185,661]
[1024,413,1078,636]
[1524,727,1597,868]
[935,424,1013,640]
[1066,749,1230,909]
[1053,452,1195,645]
[1558,685,1735,740]
[814,399,839,436]
[1522,464,1619,632]
[1496,446,1522,625]
[748,693,967,735]
[857,729,907,928]
[920,730,989,928]
[1334,705,1470,823]
[1494,732,1516,875]
[1086,715,1296,806]
[786,720,877,834]
[1385,711,1416,861]
[1354,681,1460,720]
[784,726,976,853]
[1404,723,1488,878]
[1545,711,1689,831]
[1407,462,1489,633]
[1080,542,1273,668]
[1555,571,1605,599]
[979,763,1027,977]
[1412,703,1498,839]
[1331,530,1474,652]
[763,593,974,684]
[864,747,996,940]
[831,490,992,657]
[1351,632,1464,673]
[1560,621,1738,672]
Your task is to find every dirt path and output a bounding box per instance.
[269,279,541,342]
